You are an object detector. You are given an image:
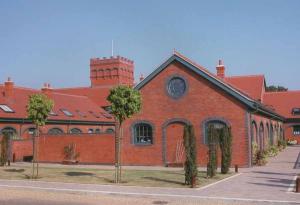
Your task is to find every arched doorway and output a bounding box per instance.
[162,118,191,166]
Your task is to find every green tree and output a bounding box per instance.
[0,132,9,166]
[27,93,54,178]
[207,124,218,178]
[266,85,288,92]
[183,124,198,187]
[219,127,232,174]
[107,85,141,183]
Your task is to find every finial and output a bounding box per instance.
[218,59,223,66]
[7,77,11,82]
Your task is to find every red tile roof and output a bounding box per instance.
[225,75,265,101]
[0,85,113,123]
[53,86,111,107]
[264,91,300,119]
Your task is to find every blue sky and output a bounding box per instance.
[0,0,300,90]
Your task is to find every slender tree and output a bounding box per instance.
[207,124,218,178]
[219,127,232,174]
[0,132,9,166]
[107,85,141,183]
[183,124,198,187]
[27,93,54,178]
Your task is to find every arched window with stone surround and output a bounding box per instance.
[1,127,18,139]
[70,128,82,134]
[48,128,64,135]
[203,120,227,144]
[133,123,153,145]
[259,123,264,150]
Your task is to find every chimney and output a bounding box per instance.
[139,74,144,82]
[4,77,14,97]
[41,83,53,96]
[216,60,225,79]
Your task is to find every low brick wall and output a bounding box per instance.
[12,133,115,164]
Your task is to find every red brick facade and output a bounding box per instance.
[1,52,297,167]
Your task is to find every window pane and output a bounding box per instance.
[134,123,152,145]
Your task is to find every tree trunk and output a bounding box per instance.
[118,125,123,183]
[36,125,39,178]
[115,121,120,183]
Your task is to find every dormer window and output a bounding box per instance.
[0,104,14,113]
[61,109,73,117]
[292,108,300,115]
[49,110,58,116]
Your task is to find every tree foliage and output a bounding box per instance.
[107,85,141,183]
[183,124,198,187]
[0,132,9,166]
[207,125,218,178]
[27,94,54,126]
[107,86,141,125]
[266,85,288,92]
[219,127,232,174]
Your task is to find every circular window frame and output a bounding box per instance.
[165,75,188,99]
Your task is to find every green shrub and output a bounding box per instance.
[219,127,232,174]
[207,125,218,178]
[0,133,9,166]
[278,139,287,150]
[183,125,198,186]
[266,145,279,157]
[252,142,259,165]
[256,150,267,166]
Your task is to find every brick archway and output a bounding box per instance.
[162,118,191,166]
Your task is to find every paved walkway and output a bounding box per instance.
[0,146,299,204]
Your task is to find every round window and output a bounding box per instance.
[167,76,187,98]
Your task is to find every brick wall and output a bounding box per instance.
[122,61,250,167]
[12,133,115,164]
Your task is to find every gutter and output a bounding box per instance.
[0,118,115,126]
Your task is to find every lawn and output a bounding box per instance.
[0,164,233,188]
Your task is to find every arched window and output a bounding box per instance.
[48,128,63,135]
[270,124,274,145]
[95,128,101,134]
[70,128,82,134]
[106,128,115,134]
[27,128,36,135]
[88,128,94,134]
[251,121,258,143]
[266,123,270,146]
[204,120,226,144]
[259,123,264,150]
[133,123,153,145]
[1,127,18,139]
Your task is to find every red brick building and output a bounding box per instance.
[0,52,299,167]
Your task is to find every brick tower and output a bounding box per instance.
[90,56,134,87]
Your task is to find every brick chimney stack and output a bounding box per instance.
[216,59,225,79]
[41,83,53,96]
[4,77,14,97]
[139,74,144,82]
